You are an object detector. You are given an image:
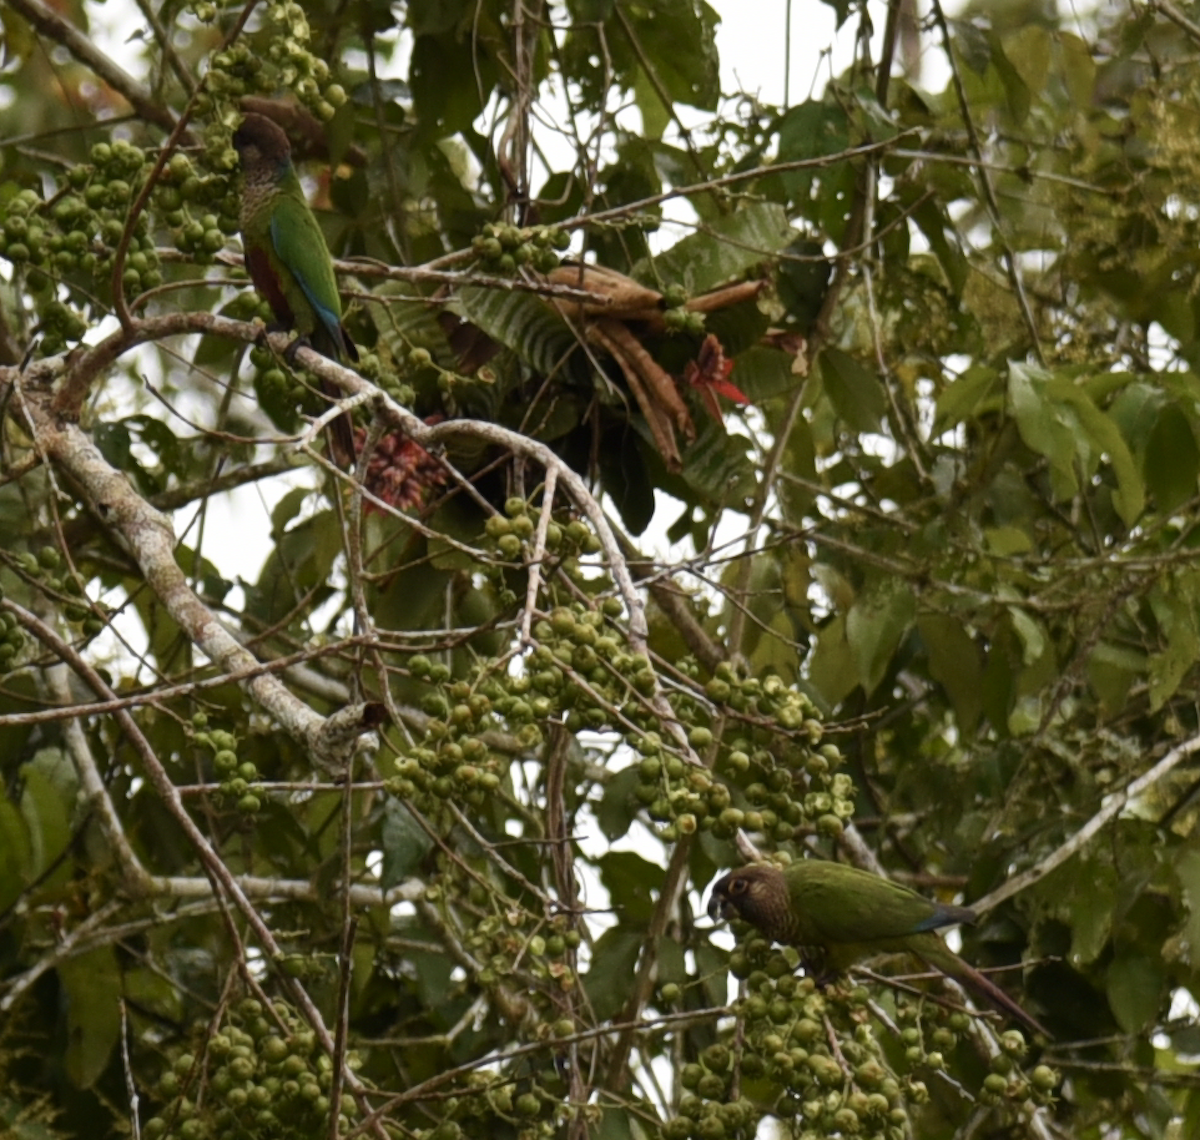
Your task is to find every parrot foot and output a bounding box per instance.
[283,335,312,367]
[799,949,837,988]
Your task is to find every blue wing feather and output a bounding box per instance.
[269,200,346,353]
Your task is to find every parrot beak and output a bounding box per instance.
[707,879,733,923]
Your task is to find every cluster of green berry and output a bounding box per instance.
[633,666,851,843]
[193,713,262,814]
[522,599,643,734]
[483,497,603,566]
[388,655,510,807]
[633,731,734,841]
[471,223,570,274]
[701,938,915,1140]
[146,997,362,1140]
[361,348,415,405]
[660,284,706,334]
[978,1030,1058,1108]
[4,547,101,644]
[701,934,1059,1138]
[191,9,349,124]
[153,148,238,263]
[664,1044,757,1140]
[248,343,307,434]
[419,1070,563,1140]
[0,607,25,673]
[0,140,161,352]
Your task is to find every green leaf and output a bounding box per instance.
[1006,606,1046,666]
[1002,25,1051,105]
[381,799,433,889]
[60,946,121,1088]
[19,747,75,881]
[600,850,664,925]
[1088,642,1144,718]
[774,100,853,223]
[633,66,670,140]
[678,414,756,508]
[1148,587,1200,711]
[1067,860,1117,965]
[1144,403,1199,514]
[454,286,576,378]
[1060,387,1145,526]
[1059,31,1097,106]
[818,347,886,433]
[584,928,643,1020]
[1106,949,1164,1033]
[918,615,983,733]
[732,345,803,404]
[990,32,1031,124]
[910,196,967,296]
[597,767,641,841]
[0,799,31,912]
[847,580,915,694]
[636,202,794,295]
[809,613,858,707]
[595,1107,637,1140]
[936,364,1003,432]
[599,434,656,535]
[1174,847,1200,975]
[625,0,720,110]
[1008,362,1081,501]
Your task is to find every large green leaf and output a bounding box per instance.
[454,286,577,378]
[847,579,916,694]
[635,202,794,294]
[60,946,121,1088]
[818,347,886,434]
[1106,949,1164,1034]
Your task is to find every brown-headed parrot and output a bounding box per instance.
[232,112,357,466]
[708,859,1048,1037]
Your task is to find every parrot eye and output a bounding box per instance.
[728,877,747,897]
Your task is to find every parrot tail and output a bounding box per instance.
[927,949,1051,1039]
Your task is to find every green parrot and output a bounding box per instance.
[708,859,1048,1037]
[232,112,358,466]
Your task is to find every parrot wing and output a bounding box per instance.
[269,195,347,353]
[788,864,967,946]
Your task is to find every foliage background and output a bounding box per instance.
[0,0,1198,1138]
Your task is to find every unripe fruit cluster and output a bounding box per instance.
[415,1071,562,1140]
[5,547,102,641]
[386,655,511,809]
[520,598,635,735]
[979,1029,1059,1107]
[658,284,707,335]
[0,608,25,673]
[145,997,361,1140]
[248,344,309,434]
[193,715,261,814]
[191,6,348,123]
[483,496,604,567]
[633,663,853,842]
[708,938,914,1140]
[459,902,582,1006]
[0,139,161,352]
[152,150,237,264]
[472,223,570,275]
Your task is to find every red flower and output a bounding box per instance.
[683,334,750,422]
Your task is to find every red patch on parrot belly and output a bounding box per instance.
[245,246,294,328]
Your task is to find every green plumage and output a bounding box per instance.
[233,112,357,464]
[709,860,1048,1037]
